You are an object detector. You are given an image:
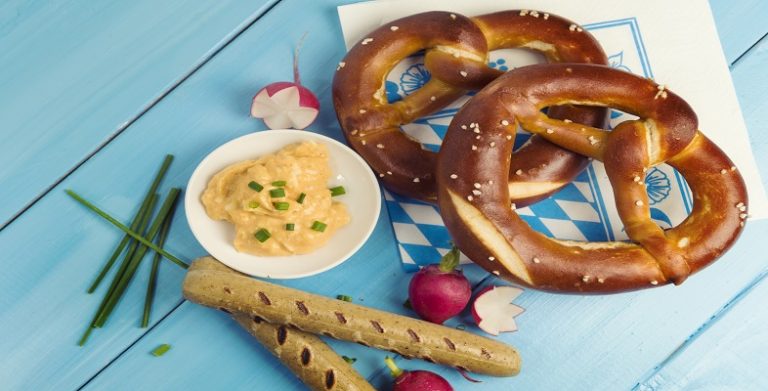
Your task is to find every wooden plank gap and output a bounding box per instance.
[731,30,768,69]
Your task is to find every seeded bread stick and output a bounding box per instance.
[183,257,521,376]
[232,313,374,391]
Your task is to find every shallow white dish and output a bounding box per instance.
[185,130,381,279]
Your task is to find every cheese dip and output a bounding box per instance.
[201,141,350,256]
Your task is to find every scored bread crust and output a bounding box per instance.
[183,257,521,376]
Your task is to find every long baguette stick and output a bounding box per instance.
[232,313,375,391]
[183,257,521,376]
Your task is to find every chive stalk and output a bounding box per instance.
[87,155,172,293]
[271,180,287,187]
[273,202,289,211]
[78,194,158,345]
[95,189,181,327]
[336,294,352,302]
[285,223,295,231]
[66,190,187,269]
[142,204,176,328]
[296,193,306,204]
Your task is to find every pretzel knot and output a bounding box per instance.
[333,10,608,203]
[437,64,748,293]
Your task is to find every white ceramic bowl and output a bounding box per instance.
[185,130,381,279]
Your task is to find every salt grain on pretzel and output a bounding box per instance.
[333,10,609,203]
[437,63,748,293]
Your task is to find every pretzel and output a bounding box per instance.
[333,10,608,203]
[437,63,748,293]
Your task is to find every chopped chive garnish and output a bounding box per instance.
[254,228,271,243]
[273,202,289,211]
[342,356,357,364]
[297,193,306,204]
[336,294,352,302]
[269,188,285,198]
[310,221,327,232]
[271,180,287,187]
[151,344,171,357]
[248,181,264,192]
[285,223,295,231]
[329,186,346,197]
[248,201,260,209]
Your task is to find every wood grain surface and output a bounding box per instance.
[0,0,765,390]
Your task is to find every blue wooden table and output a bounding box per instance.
[1,1,766,390]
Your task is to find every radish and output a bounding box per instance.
[250,36,319,130]
[471,286,525,336]
[385,356,453,391]
[408,247,471,324]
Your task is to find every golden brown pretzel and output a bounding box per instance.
[437,63,748,293]
[333,10,608,203]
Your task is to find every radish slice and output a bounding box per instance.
[471,286,525,336]
[250,34,319,130]
[251,84,319,129]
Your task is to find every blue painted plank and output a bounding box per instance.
[709,0,768,64]
[0,0,278,227]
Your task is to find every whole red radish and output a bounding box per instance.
[250,35,319,129]
[385,356,453,391]
[408,247,471,324]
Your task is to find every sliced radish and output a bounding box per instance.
[251,84,319,129]
[250,35,319,130]
[471,286,525,336]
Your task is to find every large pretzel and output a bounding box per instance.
[437,64,748,293]
[333,10,608,203]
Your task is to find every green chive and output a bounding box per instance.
[95,189,181,328]
[271,180,287,187]
[342,356,357,364]
[254,228,271,243]
[151,344,172,357]
[78,194,158,346]
[269,188,285,198]
[329,186,346,197]
[336,294,352,302]
[296,193,306,204]
[285,223,295,231]
[248,181,264,192]
[248,201,260,209]
[142,203,176,328]
[310,221,327,232]
[87,155,173,293]
[273,202,289,211]
[66,190,187,269]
